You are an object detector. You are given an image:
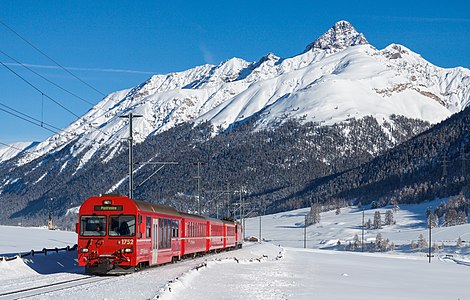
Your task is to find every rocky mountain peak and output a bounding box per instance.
[304,20,369,52]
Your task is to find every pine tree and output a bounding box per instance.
[375,233,383,251]
[308,202,321,225]
[417,234,427,250]
[373,211,382,229]
[385,210,394,225]
[444,209,458,226]
[457,211,467,225]
[366,218,372,229]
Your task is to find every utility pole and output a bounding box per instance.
[461,147,467,178]
[304,215,307,248]
[240,189,245,241]
[203,189,232,219]
[428,212,434,263]
[362,207,365,252]
[441,154,448,180]
[259,213,262,243]
[120,112,142,200]
[193,162,205,214]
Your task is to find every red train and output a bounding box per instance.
[77,194,243,274]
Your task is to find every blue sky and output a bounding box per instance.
[0,0,469,143]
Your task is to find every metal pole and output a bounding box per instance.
[129,112,133,199]
[227,183,230,216]
[362,207,365,252]
[240,189,245,241]
[304,215,307,248]
[197,162,201,214]
[428,215,432,263]
[259,214,262,243]
[120,112,142,200]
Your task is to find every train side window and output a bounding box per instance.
[172,220,178,238]
[175,220,180,237]
[146,216,151,238]
[163,219,167,248]
[158,219,163,248]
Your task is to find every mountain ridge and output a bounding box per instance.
[0,20,469,224]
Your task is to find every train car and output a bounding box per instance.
[179,212,207,257]
[77,194,243,275]
[207,217,225,251]
[77,195,182,274]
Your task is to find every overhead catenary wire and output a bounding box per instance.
[0,140,43,160]
[0,48,96,107]
[0,60,81,119]
[0,21,145,163]
[0,48,124,143]
[0,21,154,155]
[0,60,124,144]
[0,101,121,153]
[0,20,106,97]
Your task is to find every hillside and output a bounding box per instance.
[0,20,469,225]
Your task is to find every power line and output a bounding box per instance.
[0,48,96,107]
[0,141,43,160]
[0,60,81,119]
[0,101,118,152]
[0,140,35,155]
[0,20,106,97]
[0,60,123,144]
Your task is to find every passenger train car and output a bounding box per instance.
[77,194,243,274]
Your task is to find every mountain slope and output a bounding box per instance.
[12,20,470,170]
[288,106,470,212]
[0,142,37,163]
[0,20,469,225]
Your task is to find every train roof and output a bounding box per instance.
[179,212,208,221]
[133,199,181,217]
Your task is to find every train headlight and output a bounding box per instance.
[102,200,112,205]
[80,248,89,253]
[123,248,133,253]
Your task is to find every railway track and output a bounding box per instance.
[0,276,109,299]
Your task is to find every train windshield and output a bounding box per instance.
[109,215,135,236]
[80,216,106,236]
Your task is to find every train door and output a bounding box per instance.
[152,218,159,265]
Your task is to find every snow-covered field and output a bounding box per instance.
[1,201,469,299]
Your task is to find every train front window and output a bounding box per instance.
[80,216,106,236]
[109,215,136,236]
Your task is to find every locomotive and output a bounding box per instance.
[77,194,243,274]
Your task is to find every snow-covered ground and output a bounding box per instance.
[0,201,469,299]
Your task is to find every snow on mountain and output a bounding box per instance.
[0,142,36,163]
[11,20,470,172]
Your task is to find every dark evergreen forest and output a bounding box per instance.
[0,108,468,227]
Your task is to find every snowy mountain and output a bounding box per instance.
[10,20,470,170]
[1,20,470,224]
[0,142,36,163]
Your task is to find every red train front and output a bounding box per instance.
[77,194,242,275]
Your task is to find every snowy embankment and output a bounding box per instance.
[160,246,468,300]
[1,201,470,299]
